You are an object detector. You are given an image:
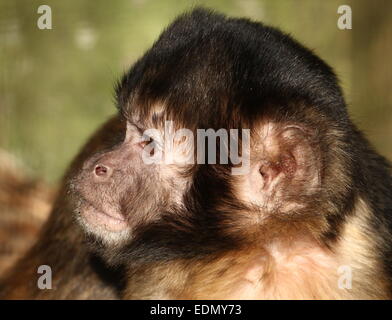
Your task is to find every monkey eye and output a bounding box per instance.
[138,134,154,148]
[138,134,160,158]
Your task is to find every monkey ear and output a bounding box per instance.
[242,123,321,212]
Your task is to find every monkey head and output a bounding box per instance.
[69,9,356,267]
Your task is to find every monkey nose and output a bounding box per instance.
[94,164,112,179]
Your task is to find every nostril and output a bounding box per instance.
[94,164,109,177]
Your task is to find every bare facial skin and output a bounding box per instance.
[71,120,190,248]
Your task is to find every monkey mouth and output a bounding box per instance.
[77,198,129,233]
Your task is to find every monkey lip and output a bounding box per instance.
[79,199,128,232]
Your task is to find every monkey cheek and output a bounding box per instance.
[78,203,129,234]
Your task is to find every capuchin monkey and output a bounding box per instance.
[2,8,392,299]
[70,8,392,299]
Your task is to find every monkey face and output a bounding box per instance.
[70,118,192,246]
[68,105,333,259]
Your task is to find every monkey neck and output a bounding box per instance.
[124,197,390,300]
[124,236,335,299]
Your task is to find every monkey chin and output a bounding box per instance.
[75,200,131,246]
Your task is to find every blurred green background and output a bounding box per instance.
[0,0,391,184]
